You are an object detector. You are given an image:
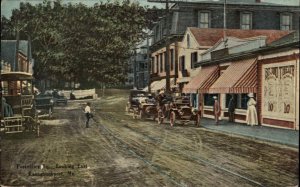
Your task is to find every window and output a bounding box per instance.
[170,49,174,71]
[164,52,167,72]
[160,53,163,72]
[240,12,252,30]
[204,94,218,106]
[156,55,159,73]
[179,56,185,71]
[191,52,198,69]
[187,34,190,48]
[225,93,250,110]
[198,11,210,28]
[151,57,154,73]
[280,13,292,30]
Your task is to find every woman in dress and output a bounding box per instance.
[246,93,258,126]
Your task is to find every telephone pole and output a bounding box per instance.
[165,0,171,93]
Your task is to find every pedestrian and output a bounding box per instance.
[228,94,236,122]
[246,93,258,126]
[213,96,221,125]
[85,102,93,128]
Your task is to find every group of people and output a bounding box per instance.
[212,93,258,126]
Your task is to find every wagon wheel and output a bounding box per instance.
[170,111,176,127]
[195,113,201,127]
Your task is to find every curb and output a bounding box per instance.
[198,126,299,150]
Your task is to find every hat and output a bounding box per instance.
[213,96,217,99]
[248,93,254,97]
[159,90,164,95]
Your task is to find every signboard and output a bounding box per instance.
[262,61,296,120]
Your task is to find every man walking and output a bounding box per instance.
[85,102,93,128]
[228,94,236,122]
[213,96,221,125]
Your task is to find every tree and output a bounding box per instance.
[1,0,161,87]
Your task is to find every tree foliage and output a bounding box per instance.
[1,0,161,85]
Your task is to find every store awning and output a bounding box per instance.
[209,58,257,93]
[183,65,219,93]
[151,78,175,92]
[177,77,191,83]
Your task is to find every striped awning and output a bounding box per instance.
[183,65,219,93]
[209,58,257,93]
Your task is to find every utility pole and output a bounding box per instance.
[223,0,228,47]
[165,0,171,93]
[146,33,151,93]
[133,49,137,89]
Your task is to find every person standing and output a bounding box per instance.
[246,93,258,126]
[85,102,93,128]
[228,94,236,122]
[213,96,221,125]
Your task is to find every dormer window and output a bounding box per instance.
[198,11,210,28]
[240,12,252,30]
[280,13,292,30]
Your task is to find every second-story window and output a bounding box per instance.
[160,53,163,72]
[198,11,210,28]
[156,55,159,73]
[240,12,252,30]
[191,52,197,69]
[280,13,292,30]
[170,49,174,71]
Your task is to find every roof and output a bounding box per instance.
[183,65,219,93]
[175,0,299,8]
[209,58,257,94]
[189,28,293,47]
[1,40,30,69]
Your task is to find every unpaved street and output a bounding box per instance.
[1,90,298,186]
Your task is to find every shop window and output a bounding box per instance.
[225,93,249,109]
[204,94,218,106]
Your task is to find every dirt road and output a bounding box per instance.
[1,91,298,186]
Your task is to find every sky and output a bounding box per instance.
[1,0,299,18]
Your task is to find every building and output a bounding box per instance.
[183,30,299,129]
[149,0,300,89]
[1,40,33,74]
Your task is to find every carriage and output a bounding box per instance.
[168,95,201,127]
[125,90,157,120]
[1,72,45,136]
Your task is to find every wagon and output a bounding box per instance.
[168,96,200,127]
[0,72,40,136]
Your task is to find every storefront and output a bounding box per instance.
[182,65,219,117]
[208,58,257,123]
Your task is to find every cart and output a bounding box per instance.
[168,96,200,127]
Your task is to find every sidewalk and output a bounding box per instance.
[200,118,299,148]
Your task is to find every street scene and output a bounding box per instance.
[1,0,299,186]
